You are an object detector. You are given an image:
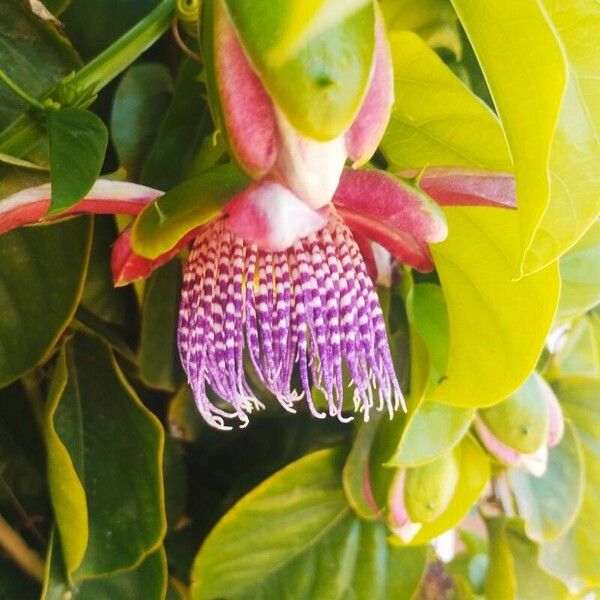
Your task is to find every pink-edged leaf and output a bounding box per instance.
[345,8,394,166]
[0,179,162,235]
[333,168,447,272]
[400,168,516,209]
[223,178,328,251]
[214,0,279,178]
[111,224,198,287]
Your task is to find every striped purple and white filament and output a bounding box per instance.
[177,213,404,430]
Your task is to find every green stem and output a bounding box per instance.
[69,0,175,98]
[0,70,46,111]
[0,0,175,157]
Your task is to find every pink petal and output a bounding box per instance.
[333,169,447,272]
[214,0,279,178]
[0,179,162,235]
[352,230,378,281]
[400,168,516,209]
[223,179,329,251]
[345,8,394,166]
[111,224,197,287]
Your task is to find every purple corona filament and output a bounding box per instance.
[178,212,404,430]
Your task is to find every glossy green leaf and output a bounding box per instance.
[388,401,472,467]
[381,31,511,172]
[0,0,80,130]
[45,333,166,579]
[140,59,210,191]
[138,260,182,391]
[392,435,490,546]
[0,217,91,388]
[81,216,136,328]
[380,0,461,57]
[47,108,108,213]
[523,0,600,273]
[110,63,173,179]
[430,208,560,408]
[510,420,584,543]
[192,448,427,599]
[557,219,600,321]
[0,163,48,199]
[540,377,600,590]
[131,164,248,259]
[554,315,600,379]
[42,532,168,600]
[450,0,567,269]
[192,448,347,599]
[486,518,570,600]
[222,0,375,140]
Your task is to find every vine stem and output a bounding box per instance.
[0,0,176,157]
[0,515,45,582]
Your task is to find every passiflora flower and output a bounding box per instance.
[474,372,565,476]
[0,166,514,429]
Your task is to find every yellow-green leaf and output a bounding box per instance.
[381,31,511,172]
[451,0,567,270]
[430,208,560,408]
[523,0,600,273]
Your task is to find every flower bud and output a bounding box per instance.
[475,373,564,476]
[388,452,459,543]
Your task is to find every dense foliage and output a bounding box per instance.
[0,0,599,598]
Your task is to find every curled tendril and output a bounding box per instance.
[175,0,201,36]
[173,0,203,63]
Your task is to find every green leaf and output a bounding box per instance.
[430,207,560,408]
[0,217,91,388]
[540,377,600,590]
[81,216,136,328]
[523,0,600,273]
[388,401,472,467]
[192,448,427,599]
[192,448,347,599]
[0,0,80,130]
[486,518,570,600]
[380,0,462,57]
[131,164,249,259]
[450,0,567,270]
[510,420,584,543]
[381,31,511,172]
[140,59,211,190]
[557,219,600,321]
[110,63,173,179]
[138,260,183,391]
[393,435,490,546]
[554,315,600,379]
[42,532,168,600]
[47,107,108,213]
[45,333,166,579]
[221,0,375,140]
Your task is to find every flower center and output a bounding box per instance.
[178,213,404,430]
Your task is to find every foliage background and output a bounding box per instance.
[0,0,599,598]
